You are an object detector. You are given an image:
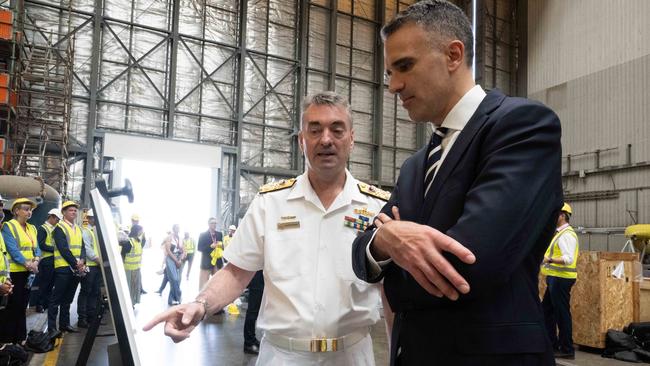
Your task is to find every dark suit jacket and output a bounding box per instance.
[198,230,222,270]
[352,90,562,366]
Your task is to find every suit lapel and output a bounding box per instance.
[418,90,506,223]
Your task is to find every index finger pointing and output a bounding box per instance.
[142,308,176,331]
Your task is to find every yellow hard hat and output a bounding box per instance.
[561,203,572,215]
[61,200,80,211]
[11,198,37,211]
[131,214,140,221]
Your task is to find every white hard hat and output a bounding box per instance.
[228,225,237,231]
[47,208,63,220]
[0,194,5,202]
[86,209,95,217]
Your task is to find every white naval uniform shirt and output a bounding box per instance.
[224,170,386,339]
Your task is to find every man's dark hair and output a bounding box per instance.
[381,0,474,67]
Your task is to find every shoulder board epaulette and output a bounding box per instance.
[357,182,391,201]
[259,178,297,194]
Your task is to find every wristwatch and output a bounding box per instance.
[193,298,209,321]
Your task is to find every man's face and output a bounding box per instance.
[299,104,354,177]
[208,220,217,231]
[384,23,453,124]
[173,224,179,234]
[88,217,95,226]
[64,207,77,222]
[14,204,33,221]
[229,229,236,236]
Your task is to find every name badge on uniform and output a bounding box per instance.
[344,208,375,232]
[277,215,300,230]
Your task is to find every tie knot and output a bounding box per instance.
[434,127,448,138]
[428,127,448,147]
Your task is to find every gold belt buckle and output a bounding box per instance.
[309,338,338,352]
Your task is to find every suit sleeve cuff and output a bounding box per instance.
[365,228,393,278]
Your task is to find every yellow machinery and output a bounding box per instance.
[626,225,650,278]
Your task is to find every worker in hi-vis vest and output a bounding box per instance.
[0,197,40,344]
[541,203,579,360]
[77,209,102,328]
[182,232,195,280]
[48,201,87,336]
[0,195,13,298]
[33,208,62,313]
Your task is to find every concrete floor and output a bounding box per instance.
[24,247,641,365]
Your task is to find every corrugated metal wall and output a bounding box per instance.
[528,0,650,250]
[25,0,420,222]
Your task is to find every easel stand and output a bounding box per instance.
[75,295,110,366]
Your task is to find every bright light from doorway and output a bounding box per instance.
[118,159,212,246]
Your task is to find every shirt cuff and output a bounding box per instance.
[365,228,393,278]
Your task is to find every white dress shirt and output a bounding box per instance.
[366,85,487,274]
[224,170,386,340]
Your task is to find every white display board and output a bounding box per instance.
[91,189,141,366]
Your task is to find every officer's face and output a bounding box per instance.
[299,104,354,176]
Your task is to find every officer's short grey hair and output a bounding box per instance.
[381,0,474,67]
[301,91,353,129]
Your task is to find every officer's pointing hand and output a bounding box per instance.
[143,302,205,343]
[371,206,476,301]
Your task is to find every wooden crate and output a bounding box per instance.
[540,251,640,349]
[640,280,650,321]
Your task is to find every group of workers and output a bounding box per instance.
[145,2,581,366]
[0,197,103,349]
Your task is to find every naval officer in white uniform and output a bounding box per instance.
[145,91,392,365]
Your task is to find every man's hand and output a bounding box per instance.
[371,206,476,300]
[0,279,13,295]
[143,302,205,343]
[76,259,85,271]
[27,260,39,274]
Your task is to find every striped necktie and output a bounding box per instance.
[424,127,449,197]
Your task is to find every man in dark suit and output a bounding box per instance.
[352,1,563,365]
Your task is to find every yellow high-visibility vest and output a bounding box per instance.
[541,225,579,279]
[4,219,38,272]
[54,221,83,269]
[183,238,195,254]
[124,238,142,271]
[0,233,9,283]
[84,227,100,267]
[40,223,55,259]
